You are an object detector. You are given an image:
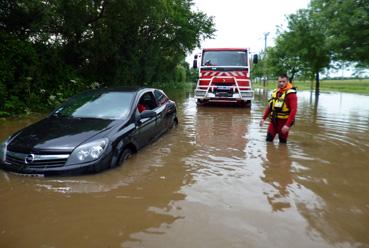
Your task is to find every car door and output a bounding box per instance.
[135,91,159,147]
[154,90,171,132]
[153,90,169,134]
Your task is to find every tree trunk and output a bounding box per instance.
[290,67,297,83]
[315,71,320,96]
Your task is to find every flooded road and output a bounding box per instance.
[1,89,369,248]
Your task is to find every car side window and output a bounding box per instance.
[154,90,169,106]
[137,92,158,112]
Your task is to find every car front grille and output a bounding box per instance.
[5,151,70,168]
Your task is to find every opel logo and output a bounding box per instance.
[25,154,35,164]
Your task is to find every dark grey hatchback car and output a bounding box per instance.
[0,88,177,176]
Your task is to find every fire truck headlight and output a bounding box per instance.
[241,92,253,98]
[195,90,206,97]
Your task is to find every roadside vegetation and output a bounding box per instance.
[151,81,194,91]
[252,0,369,94]
[253,79,369,95]
[0,0,215,117]
[1,0,368,117]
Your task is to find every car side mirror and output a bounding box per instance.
[253,54,259,64]
[193,55,198,69]
[140,110,157,119]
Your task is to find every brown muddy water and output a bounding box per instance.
[1,89,369,248]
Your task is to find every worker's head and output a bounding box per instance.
[277,73,289,89]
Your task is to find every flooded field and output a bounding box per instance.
[1,89,369,248]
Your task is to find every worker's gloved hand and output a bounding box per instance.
[281,125,290,134]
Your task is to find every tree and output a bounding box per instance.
[0,0,215,116]
[270,9,331,94]
[263,44,305,83]
[310,0,369,66]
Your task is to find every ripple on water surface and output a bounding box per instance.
[1,91,369,247]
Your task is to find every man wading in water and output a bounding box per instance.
[259,73,297,143]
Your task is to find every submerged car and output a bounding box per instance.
[0,88,177,176]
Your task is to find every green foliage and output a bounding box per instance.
[310,0,369,66]
[260,0,368,93]
[150,81,193,91]
[189,67,199,83]
[255,8,331,91]
[3,96,27,116]
[274,9,330,79]
[250,56,265,79]
[0,0,215,116]
[175,64,187,83]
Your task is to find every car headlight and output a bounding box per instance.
[0,137,9,162]
[65,138,108,165]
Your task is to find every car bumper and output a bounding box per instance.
[0,155,111,176]
[194,90,254,101]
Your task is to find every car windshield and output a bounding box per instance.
[201,50,248,67]
[54,91,135,119]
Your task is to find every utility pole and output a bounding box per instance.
[264,32,270,53]
[263,32,270,86]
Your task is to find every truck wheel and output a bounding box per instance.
[197,99,207,105]
[239,100,251,108]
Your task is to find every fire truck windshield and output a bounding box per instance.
[201,50,248,67]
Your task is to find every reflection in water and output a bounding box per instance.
[310,90,319,116]
[195,106,250,159]
[1,89,369,247]
[292,91,369,246]
[261,144,293,212]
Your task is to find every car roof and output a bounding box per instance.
[83,87,158,94]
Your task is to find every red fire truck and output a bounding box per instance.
[193,48,257,106]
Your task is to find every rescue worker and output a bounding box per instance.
[137,103,146,113]
[259,73,297,143]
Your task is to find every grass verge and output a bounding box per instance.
[253,79,369,94]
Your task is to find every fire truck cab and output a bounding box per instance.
[193,48,257,106]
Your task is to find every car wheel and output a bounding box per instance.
[118,148,132,166]
[170,116,178,129]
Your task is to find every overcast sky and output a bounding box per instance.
[187,0,369,77]
[188,0,310,57]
